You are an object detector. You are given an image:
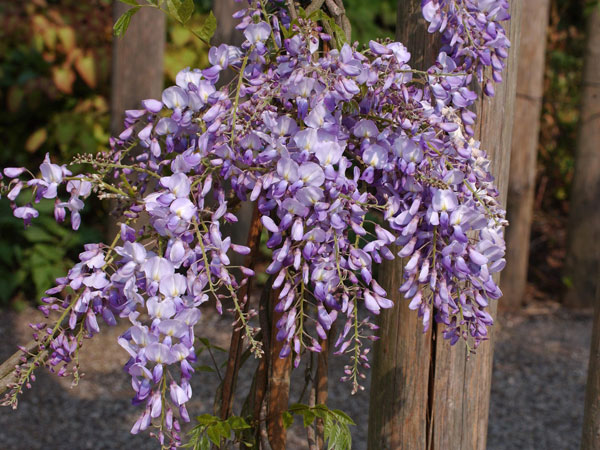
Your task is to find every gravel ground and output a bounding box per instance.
[0,306,592,449]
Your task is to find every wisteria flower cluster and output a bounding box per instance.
[0,0,511,446]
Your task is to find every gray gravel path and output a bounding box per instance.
[0,307,592,449]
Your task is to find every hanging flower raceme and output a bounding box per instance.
[0,0,510,446]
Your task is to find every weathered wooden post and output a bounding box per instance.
[501,0,551,311]
[582,264,600,449]
[564,8,600,309]
[575,9,600,444]
[110,3,166,135]
[212,0,244,48]
[368,1,522,448]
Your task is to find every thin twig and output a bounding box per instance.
[219,204,263,420]
[324,0,352,41]
[324,0,342,16]
[207,345,223,383]
[0,340,39,396]
[307,378,318,450]
[286,0,298,20]
[305,0,326,16]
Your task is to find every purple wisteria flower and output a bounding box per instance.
[0,0,512,445]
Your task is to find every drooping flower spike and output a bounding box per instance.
[1,0,510,446]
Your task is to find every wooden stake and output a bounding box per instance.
[564,8,600,309]
[582,266,600,449]
[501,0,551,311]
[110,3,165,135]
[368,1,522,448]
[266,287,292,449]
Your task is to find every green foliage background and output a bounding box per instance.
[0,0,215,308]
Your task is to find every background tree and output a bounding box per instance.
[500,0,551,311]
[368,1,522,448]
[563,6,600,308]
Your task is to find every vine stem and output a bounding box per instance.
[230,47,253,147]
[219,203,263,420]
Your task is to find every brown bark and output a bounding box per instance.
[266,289,292,450]
[368,1,522,449]
[582,265,600,449]
[110,3,165,134]
[564,9,600,309]
[367,6,437,447]
[315,334,330,448]
[219,205,263,420]
[368,261,432,449]
[500,0,550,311]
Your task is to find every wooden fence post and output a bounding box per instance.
[564,8,600,309]
[500,0,551,311]
[368,1,522,448]
[110,3,165,134]
[212,0,245,48]
[582,264,600,449]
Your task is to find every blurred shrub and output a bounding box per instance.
[345,0,396,43]
[0,0,112,308]
[0,0,215,308]
[0,0,113,167]
[538,0,587,213]
[165,13,211,84]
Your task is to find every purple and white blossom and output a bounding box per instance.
[0,0,513,445]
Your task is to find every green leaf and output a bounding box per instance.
[24,226,57,244]
[331,408,355,425]
[227,416,251,430]
[198,337,211,347]
[0,273,17,303]
[282,411,294,429]
[52,66,76,94]
[305,10,348,49]
[196,414,218,426]
[288,403,308,413]
[196,365,215,373]
[197,336,227,352]
[200,435,210,450]
[206,425,221,447]
[216,421,231,440]
[113,6,141,37]
[302,409,316,428]
[0,242,15,266]
[167,0,195,24]
[118,0,139,5]
[32,244,66,261]
[195,11,217,44]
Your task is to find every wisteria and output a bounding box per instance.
[0,0,511,447]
